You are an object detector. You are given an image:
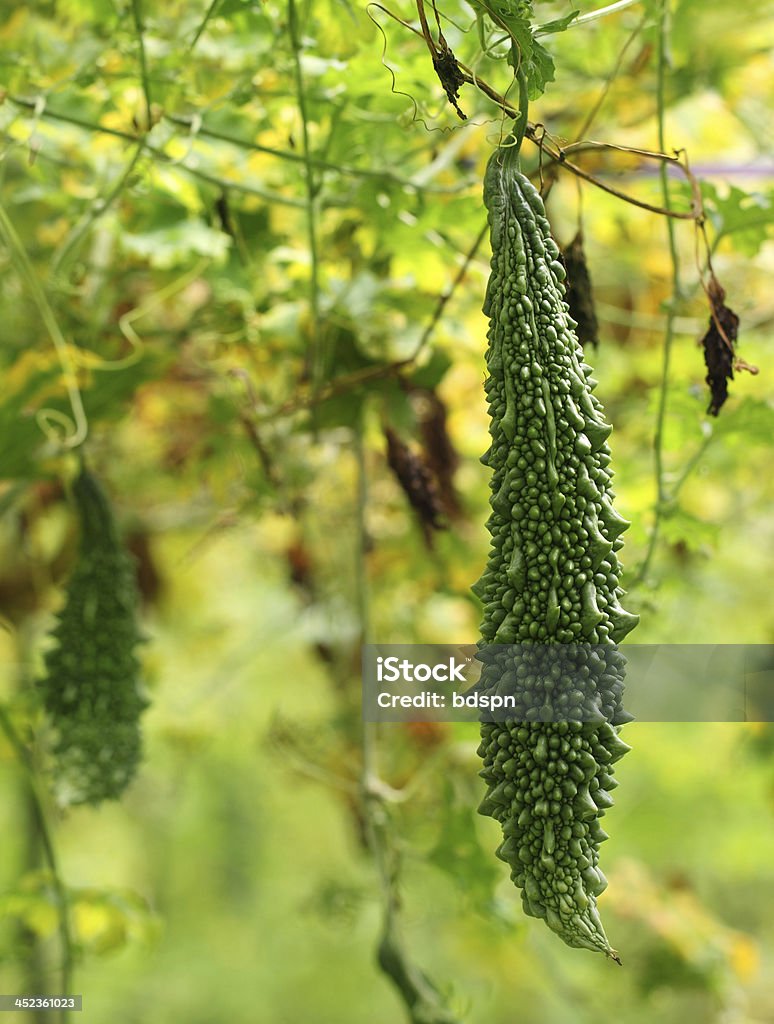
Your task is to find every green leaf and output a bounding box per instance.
[201,108,260,143]
[660,505,720,552]
[709,397,774,440]
[409,349,452,391]
[702,182,774,256]
[311,390,365,430]
[120,219,232,268]
[535,10,580,36]
[45,85,110,126]
[378,378,416,435]
[523,37,556,99]
[466,2,532,60]
[427,780,500,906]
[466,0,556,98]
[0,360,61,479]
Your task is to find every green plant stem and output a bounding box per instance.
[512,66,529,162]
[353,430,459,1024]
[288,0,324,391]
[635,0,680,585]
[130,0,152,130]
[10,90,694,213]
[0,133,83,172]
[0,705,74,1009]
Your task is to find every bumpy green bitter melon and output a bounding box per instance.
[473,142,638,958]
[39,467,147,805]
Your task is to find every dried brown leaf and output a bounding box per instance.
[385,426,446,548]
[562,231,600,349]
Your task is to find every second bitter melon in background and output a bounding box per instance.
[474,143,638,958]
[39,467,147,806]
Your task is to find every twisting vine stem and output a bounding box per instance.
[7,95,471,196]
[368,3,703,221]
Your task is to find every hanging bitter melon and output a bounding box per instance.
[473,142,638,958]
[39,467,147,806]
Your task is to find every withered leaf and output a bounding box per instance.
[432,46,466,121]
[562,231,600,349]
[701,278,739,416]
[385,426,446,548]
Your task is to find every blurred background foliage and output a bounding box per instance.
[0,0,773,1021]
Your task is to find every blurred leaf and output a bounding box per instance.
[409,350,453,392]
[312,389,365,430]
[0,872,59,939]
[703,182,774,256]
[71,888,158,955]
[659,505,720,551]
[427,780,500,906]
[120,219,232,268]
[536,10,580,36]
[378,378,416,435]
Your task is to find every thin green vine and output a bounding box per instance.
[635,0,681,584]
[288,0,325,391]
[573,0,642,28]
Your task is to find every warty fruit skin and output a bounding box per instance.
[474,143,637,958]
